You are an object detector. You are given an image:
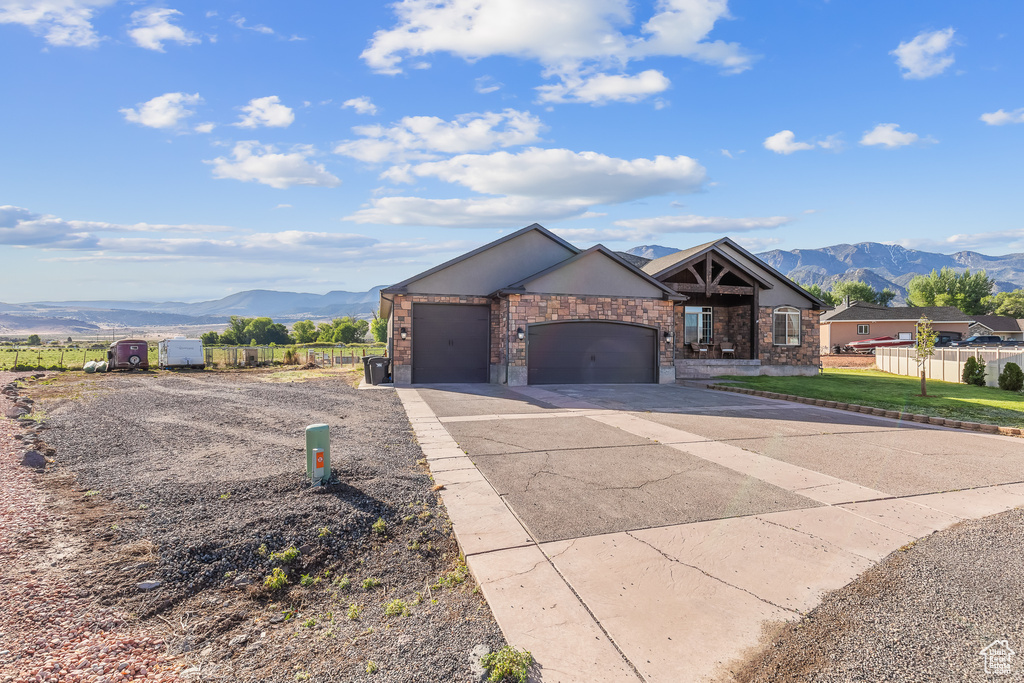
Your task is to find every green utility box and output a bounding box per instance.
[305,423,331,484]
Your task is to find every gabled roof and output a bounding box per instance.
[821,301,971,323]
[640,236,830,308]
[970,315,1022,333]
[497,245,685,300]
[381,223,578,294]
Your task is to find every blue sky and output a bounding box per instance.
[2,0,1022,302]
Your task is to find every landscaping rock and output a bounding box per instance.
[137,580,162,592]
[469,644,491,682]
[20,450,46,470]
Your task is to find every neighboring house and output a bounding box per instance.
[969,314,1024,341]
[379,224,827,386]
[820,301,972,350]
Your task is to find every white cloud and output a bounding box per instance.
[859,123,921,148]
[981,108,1024,126]
[345,147,706,226]
[120,92,202,129]
[233,95,295,128]
[231,14,273,34]
[128,7,199,51]
[342,96,379,115]
[194,122,215,133]
[733,236,782,252]
[893,229,1024,253]
[763,130,814,154]
[334,109,544,163]
[206,141,341,189]
[475,76,502,94]
[361,0,754,105]
[555,214,789,243]
[536,69,671,104]
[891,28,955,80]
[0,0,115,47]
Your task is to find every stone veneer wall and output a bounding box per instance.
[390,294,498,368]
[674,304,753,359]
[507,294,676,370]
[757,307,822,366]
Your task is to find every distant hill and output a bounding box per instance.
[0,287,387,336]
[626,242,1024,304]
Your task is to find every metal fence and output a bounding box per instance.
[876,347,1024,388]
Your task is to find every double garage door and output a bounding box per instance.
[411,304,656,384]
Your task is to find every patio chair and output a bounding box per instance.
[719,340,736,358]
[689,342,708,359]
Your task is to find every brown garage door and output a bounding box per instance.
[412,304,490,383]
[527,322,657,384]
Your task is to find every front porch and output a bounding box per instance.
[676,358,762,378]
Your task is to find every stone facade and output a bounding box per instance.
[757,306,822,367]
[389,294,495,369]
[674,303,754,359]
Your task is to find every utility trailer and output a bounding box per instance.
[158,338,205,369]
[108,339,150,370]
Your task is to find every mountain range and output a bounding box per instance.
[627,242,1024,302]
[4,242,1024,336]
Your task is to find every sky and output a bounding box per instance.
[1,0,1023,303]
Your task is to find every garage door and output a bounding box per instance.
[528,322,657,384]
[412,304,490,383]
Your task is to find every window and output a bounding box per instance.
[683,306,713,343]
[897,332,912,340]
[773,307,801,346]
[857,324,870,335]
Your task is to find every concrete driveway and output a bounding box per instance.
[397,383,1024,683]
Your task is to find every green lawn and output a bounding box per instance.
[0,347,157,370]
[722,368,1024,428]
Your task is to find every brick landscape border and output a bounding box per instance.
[709,383,1023,438]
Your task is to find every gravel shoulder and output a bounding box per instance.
[2,368,504,683]
[720,508,1024,683]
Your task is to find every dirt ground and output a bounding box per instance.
[1,367,504,683]
[820,354,877,369]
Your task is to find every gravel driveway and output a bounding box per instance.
[4,369,503,683]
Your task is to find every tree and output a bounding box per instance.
[831,280,897,307]
[370,314,387,343]
[26,334,41,345]
[216,316,293,345]
[906,268,993,315]
[201,331,220,345]
[915,317,937,397]
[801,284,841,307]
[293,320,318,344]
[333,322,360,344]
[983,289,1024,318]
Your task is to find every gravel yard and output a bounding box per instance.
[1,368,503,683]
[723,508,1024,682]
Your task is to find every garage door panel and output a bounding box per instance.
[413,304,489,383]
[528,322,657,384]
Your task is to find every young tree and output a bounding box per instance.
[828,280,897,307]
[370,314,388,343]
[915,316,937,397]
[200,331,220,345]
[801,283,841,306]
[292,320,318,344]
[26,334,41,345]
[906,268,994,315]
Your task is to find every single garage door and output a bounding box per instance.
[412,304,490,383]
[528,322,657,384]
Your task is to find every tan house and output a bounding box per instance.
[969,315,1024,341]
[379,224,827,385]
[820,302,971,350]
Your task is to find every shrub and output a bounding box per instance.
[384,599,408,617]
[998,362,1024,392]
[269,547,300,564]
[962,356,987,386]
[481,646,533,683]
[263,567,288,591]
[371,517,387,536]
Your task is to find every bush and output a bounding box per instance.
[998,362,1024,392]
[962,356,987,386]
[481,646,533,683]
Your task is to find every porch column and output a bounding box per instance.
[750,286,760,361]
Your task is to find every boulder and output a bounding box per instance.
[138,580,163,592]
[21,450,46,469]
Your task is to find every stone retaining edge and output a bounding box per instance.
[708,384,1022,438]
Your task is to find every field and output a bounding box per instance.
[1,368,503,682]
[0,345,386,371]
[722,368,1024,428]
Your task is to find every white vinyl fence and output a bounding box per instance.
[876,347,1024,388]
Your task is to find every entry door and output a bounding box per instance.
[412,304,490,383]
[528,322,657,384]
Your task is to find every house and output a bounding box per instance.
[820,301,972,350]
[379,224,827,385]
[969,314,1024,341]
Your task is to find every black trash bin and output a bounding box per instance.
[369,357,392,386]
[362,356,376,384]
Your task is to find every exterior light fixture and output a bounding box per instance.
[516,327,525,340]
[663,331,672,343]
[400,327,408,340]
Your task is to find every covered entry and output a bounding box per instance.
[412,304,490,383]
[527,321,657,384]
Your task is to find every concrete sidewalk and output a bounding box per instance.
[397,383,1024,683]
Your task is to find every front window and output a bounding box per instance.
[857,324,870,335]
[684,306,713,343]
[773,307,801,346]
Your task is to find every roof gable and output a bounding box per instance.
[970,315,1022,333]
[503,246,682,299]
[821,302,971,323]
[383,223,578,296]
